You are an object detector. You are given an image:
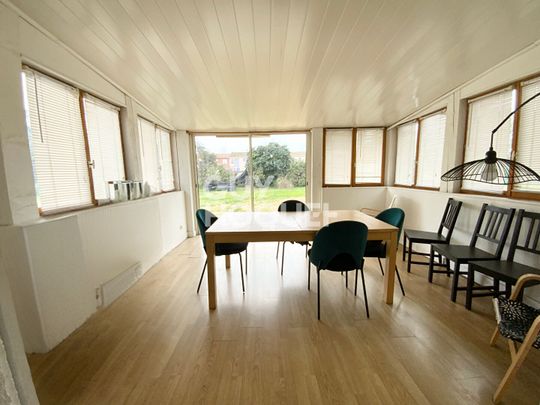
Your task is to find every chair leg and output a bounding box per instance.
[466,267,475,310]
[354,269,358,296]
[428,246,435,283]
[493,332,538,403]
[377,257,384,276]
[360,269,369,318]
[407,240,413,273]
[196,259,208,293]
[490,327,500,346]
[307,259,311,290]
[395,265,405,296]
[245,249,248,275]
[445,258,451,277]
[239,254,245,293]
[345,270,348,288]
[281,242,286,276]
[305,244,308,257]
[317,268,321,320]
[450,263,460,302]
[402,234,407,261]
[276,242,280,259]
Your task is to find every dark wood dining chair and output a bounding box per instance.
[276,200,309,275]
[402,198,462,273]
[466,209,540,310]
[428,203,515,303]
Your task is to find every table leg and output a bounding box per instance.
[384,230,397,304]
[225,255,231,269]
[207,236,217,309]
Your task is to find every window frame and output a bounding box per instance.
[22,65,128,216]
[460,73,540,201]
[322,126,386,188]
[393,108,447,191]
[137,115,177,194]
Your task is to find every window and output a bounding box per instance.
[22,67,128,214]
[513,77,540,195]
[138,117,175,193]
[462,88,515,194]
[157,127,175,191]
[355,128,385,184]
[416,112,447,188]
[394,121,418,186]
[324,129,352,185]
[82,94,125,200]
[23,68,93,213]
[323,127,385,186]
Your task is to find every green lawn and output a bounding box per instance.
[199,186,305,214]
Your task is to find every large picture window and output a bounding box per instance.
[22,67,127,214]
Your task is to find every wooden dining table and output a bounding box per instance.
[204,209,399,310]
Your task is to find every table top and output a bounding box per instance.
[206,210,397,235]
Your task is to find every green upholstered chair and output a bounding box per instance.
[276,200,310,275]
[364,208,406,296]
[195,209,248,293]
[308,220,369,320]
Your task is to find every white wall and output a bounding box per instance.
[2,192,187,353]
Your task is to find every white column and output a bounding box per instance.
[310,127,323,210]
[176,130,197,236]
[0,5,39,225]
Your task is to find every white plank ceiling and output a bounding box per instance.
[11,0,540,131]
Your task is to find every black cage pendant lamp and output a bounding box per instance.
[441,90,540,185]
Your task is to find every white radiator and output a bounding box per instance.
[99,262,142,308]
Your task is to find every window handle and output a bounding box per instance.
[88,160,95,169]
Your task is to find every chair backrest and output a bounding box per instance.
[310,221,368,270]
[277,200,309,212]
[195,209,218,250]
[470,203,515,258]
[376,208,405,241]
[507,209,540,261]
[436,198,463,242]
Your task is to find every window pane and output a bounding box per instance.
[416,112,446,188]
[23,68,92,212]
[324,129,352,185]
[394,122,418,186]
[514,78,540,193]
[138,117,160,193]
[157,127,175,191]
[83,95,125,200]
[355,128,383,184]
[462,88,515,193]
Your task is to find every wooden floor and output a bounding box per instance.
[28,238,540,404]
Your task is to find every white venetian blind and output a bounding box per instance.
[22,68,92,213]
[83,95,125,200]
[462,88,515,193]
[514,78,540,193]
[324,129,352,185]
[157,127,175,191]
[138,117,160,193]
[394,121,418,186]
[355,128,384,184]
[416,112,447,188]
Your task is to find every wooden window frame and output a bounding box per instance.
[23,65,128,216]
[322,126,386,188]
[393,108,447,191]
[460,72,540,201]
[138,116,177,194]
